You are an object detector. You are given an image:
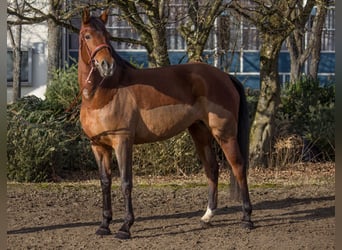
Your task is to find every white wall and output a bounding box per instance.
[7,22,48,103]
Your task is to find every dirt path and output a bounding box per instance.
[7,164,335,249]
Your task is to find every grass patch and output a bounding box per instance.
[250,183,281,189]
[7,163,334,192]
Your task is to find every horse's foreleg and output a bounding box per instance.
[92,144,113,235]
[114,137,134,239]
[189,123,219,228]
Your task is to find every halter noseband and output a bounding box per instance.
[82,40,112,67]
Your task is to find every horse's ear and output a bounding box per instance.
[100,9,109,24]
[82,7,91,24]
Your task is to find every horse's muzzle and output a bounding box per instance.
[95,59,114,78]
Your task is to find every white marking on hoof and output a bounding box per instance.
[201,207,215,223]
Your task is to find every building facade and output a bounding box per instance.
[7,1,335,102]
[64,2,337,88]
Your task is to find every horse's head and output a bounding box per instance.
[80,8,114,78]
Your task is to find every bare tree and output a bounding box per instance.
[7,0,26,101]
[230,0,315,167]
[7,0,92,85]
[110,0,229,65]
[179,0,225,62]
[7,0,231,70]
[286,0,330,83]
[110,0,170,67]
[7,1,124,85]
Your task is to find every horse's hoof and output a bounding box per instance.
[241,220,254,230]
[115,230,131,240]
[200,220,213,229]
[96,227,111,235]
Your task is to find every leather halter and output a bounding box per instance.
[81,36,112,67]
[87,43,111,66]
[80,29,115,85]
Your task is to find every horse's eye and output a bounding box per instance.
[84,34,91,40]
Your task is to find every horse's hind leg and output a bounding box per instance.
[217,137,253,229]
[189,122,219,227]
[91,144,113,235]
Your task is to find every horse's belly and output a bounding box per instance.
[135,104,200,143]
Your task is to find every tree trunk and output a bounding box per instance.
[12,24,22,101]
[187,40,207,62]
[289,58,302,83]
[47,18,61,85]
[148,23,170,67]
[47,0,62,85]
[8,0,25,102]
[308,2,327,79]
[286,30,306,83]
[249,34,283,168]
[131,0,170,68]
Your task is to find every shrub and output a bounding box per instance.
[45,63,80,111]
[133,132,199,176]
[276,77,335,161]
[7,65,96,182]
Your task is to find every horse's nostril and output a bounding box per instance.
[101,60,109,71]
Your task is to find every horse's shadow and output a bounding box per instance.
[7,195,334,236]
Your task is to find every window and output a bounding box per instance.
[321,6,335,51]
[7,49,32,86]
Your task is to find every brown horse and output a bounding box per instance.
[78,8,253,239]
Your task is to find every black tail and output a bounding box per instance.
[229,75,250,201]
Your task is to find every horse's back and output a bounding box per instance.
[128,63,240,143]
[129,63,239,110]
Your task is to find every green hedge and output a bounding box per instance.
[276,77,335,161]
[7,65,96,182]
